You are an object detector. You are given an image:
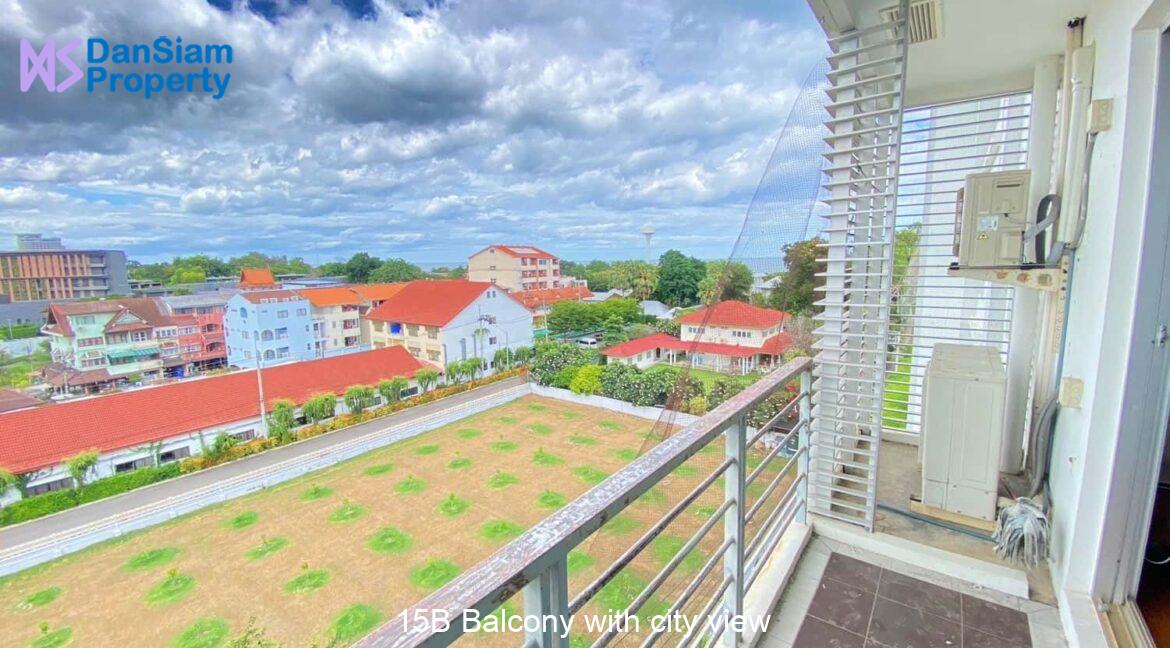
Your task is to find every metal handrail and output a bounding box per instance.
[355,356,813,648]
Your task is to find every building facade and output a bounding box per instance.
[14,234,64,251]
[0,249,130,302]
[467,245,563,292]
[366,280,534,370]
[40,299,173,390]
[296,287,372,358]
[160,293,231,375]
[223,290,315,369]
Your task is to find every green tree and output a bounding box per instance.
[0,468,17,500]
[65,450,99,489]
[569,364,603,395]
[344,385,376,414]
[341,253,382,284]
[266,399,297,445]
[609,261,659,300]
[655,250,706,306]
[445,362,463,384]
[769,238,825,315]
[169,265,207,285]
[369,259,424,283]
[493,348,513,370]
[302,393,337,423]
[461,358,483,381]
[416,369,440,393]
[513,346,533,365]
[531,341,599,386]
[698,261,754,304]
[378,377,408,404]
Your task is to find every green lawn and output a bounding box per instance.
[883,354,911,431]
[645,364,759,392]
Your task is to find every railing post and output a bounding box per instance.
[523,554,571,648]
[722,414,747,646]
[797,369,811,524]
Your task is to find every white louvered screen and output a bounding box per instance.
[809,11,908,531]
[884,93,1030,442]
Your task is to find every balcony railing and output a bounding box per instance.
[355,356,812,647]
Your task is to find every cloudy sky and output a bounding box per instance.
[1,0,826,265]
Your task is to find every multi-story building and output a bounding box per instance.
[295,286,373,358]
[366,280,533,370]
[40,298,174,390]
[223,290,315,369]
[467,245,563,292]
[0,248,130,302]
[14,234,64,251]
[160,293,231,375]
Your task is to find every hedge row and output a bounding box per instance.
[0,463,181,527]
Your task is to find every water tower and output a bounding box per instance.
[641,224,655,263]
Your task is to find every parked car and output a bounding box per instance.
[577,337,599,348]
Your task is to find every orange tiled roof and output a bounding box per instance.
[349,283,408,302]
[0,347,427,474]
[513,286,593,310]
[239,267,277,288]
[43,298,172,337]
[473,244,557,260]
[366,280,495,327]
[296,286,363,307]
[677,300,790,329]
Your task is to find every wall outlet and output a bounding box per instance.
[1059,377,1085,408]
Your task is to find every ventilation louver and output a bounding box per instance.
[880,0,942,43]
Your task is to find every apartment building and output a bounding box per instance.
[160,293,231,375]
[296,286,372,358]
[467,245,563,292]
[223,290,314,369]
[0,248,129,302]
[14,234,64,251]
[40,298,173,390]
[366,280,533,369]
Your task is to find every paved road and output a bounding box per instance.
[0,377,525,548]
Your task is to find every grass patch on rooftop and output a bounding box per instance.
[456,428,481,439]
[601,515,640,535]
[637,487,667,507]
[480,520,524,543]
[368,527,413,555]
[145,570,196,605]
[533,449,563,466]
[651,535,705,573]
[328,501,367,523]
[16,586,61,611]
[672,464,699,478]
[438,495,470,518]
[363,463,394,476]
[414,444,440,456]
[597,569,668,621]
[568,435,597,446]
[490,440,518,452]
[245,537,288,561]
[28,626,72,648]
[598,420,623,430]
[526,403,548,412]
[488,472,519,489]
[497,416,519,425]
[572,466,609,486]
[300,484,334,500]
[124,547,180,571]
[409,560,460,592]
[172,618,229,648]
[612,448,639,462]
[567,550,595,576]
[327,604,382,646]
[527,423,553,436]
[560,410,583,420]
[447,456,472,470]
[693,504,719,519]
[395,476,426,494]
[537,490,567,509]
[284,568,330,594]
[225,511,259,530]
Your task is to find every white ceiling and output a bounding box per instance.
[807,0,1091,106]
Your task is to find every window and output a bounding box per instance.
[277,310,288,319]
[238,307,247,319]
[232,430,256,442]
[27,477,73,496]
[296,308,307,316]
[131,331,150,342]
[81,357,106,368]
[78,336,103,347]
[275,327,288,339]
[489,336,498,345]
[114,457,152,473]
[74,315,95,325]
[158,447,191,464]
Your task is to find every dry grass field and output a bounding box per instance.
[0,395,787,648]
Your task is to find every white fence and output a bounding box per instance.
[0,384,528,577]
[529,384,701,425]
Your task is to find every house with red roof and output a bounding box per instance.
[0,346,427,504]
[366,280,533,370]
[467,245,564,292]
[603,300,793,373]
[238,267,278,290]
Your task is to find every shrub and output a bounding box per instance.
[416,369,440,392]
[600,362,642,401]
[78,463,180,503]
[344,385,376,414]
[709,377,745,407]
[532,341,597,386]
[301,393,337,423]
[687,395,709,416]
[65,450,99,489]
[0,489,76,526]
[266,399,297,446]
[377,377,408,405]
[552,365,579,389]
[203,433,238,464]
[569,365,603,395]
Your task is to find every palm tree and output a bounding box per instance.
[416,369,439,393]
[66,450,99,490]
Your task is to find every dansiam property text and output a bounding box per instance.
[19,36,232,99]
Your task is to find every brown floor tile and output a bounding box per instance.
[867,597,960,648]
[806,576,877,635]
[961,595,1031,645]
[823,552,883,592]
[964,626,1029,648]
[876,570,962,623]
[793,616,866,648]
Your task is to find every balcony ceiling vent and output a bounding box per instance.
[879,0,942,44]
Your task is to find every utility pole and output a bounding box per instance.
[253,336,269,437]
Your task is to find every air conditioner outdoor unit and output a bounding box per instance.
[920,343,1006,522]
[953,170,1032,269]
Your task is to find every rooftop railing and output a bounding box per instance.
[355,356,813,647]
